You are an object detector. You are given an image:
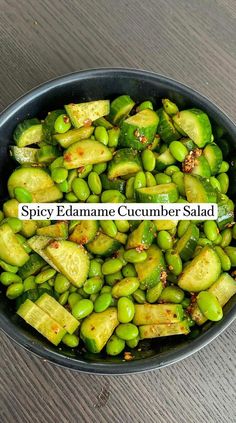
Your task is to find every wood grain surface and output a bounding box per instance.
[0,1,236,422]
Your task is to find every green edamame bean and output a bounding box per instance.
[217,173,229,194]
[177,220,190,238]
[224,246,236,266]
[114,220,130,233]
[54,274,70,294]
[47,278,55,287]
[51,167,68,184]
[94,293,112,312]
[197,291,223,321]
[162,98,179,115]
[68,292,83,309]
[72,299,94,319]
[59,290,69,305]
[54,114,71,133]
[102,258,123,275]
[65,192,79,202]
[134,171,146,190]
[23,276,36,291]
[155,173,171,185]
[87,194,100,203]
[126,177,135,200]
[62,333,79,348]
[0,272,22,286]
[122,263,137,278]
[101,190,125,203]
[89,259,103,278]
[57,180,69,193]
[210,176,221,191]
[172,171,185,196]
[157,231,173,250]
[116,323,139,341]
[141,150,156,171]
[100,285,112,293]
[108,127,120,147]
[165,165,179,176]
[88,172,102,195]
[220,228,232,248]
[50,156,64,170]
[117,297,135,323]
[6,283,24,299]
[35,268,57,284]
[169,141,188,162]
[105,271,123,286]
[215,246,231,271]
[159,286,184,304]
[203,221,219,242]
[213,234,222,245]
[146,281,163,303]
[218,161,229,173]
[0,259,18,274]
[123,249,147,263]
[99,220,117,237]
[72,178,90,201]
[69,285,77,293]
[77,288,90,298]
[181,297,191,308]
[112,277,139,298]
[126,336,140,348]
[94,126,109,145]
[106,334,125,356]
[90,293,98,302]
[78,164,93,179]
[83,276,103,295]
[93,162,107,175]
[5,217,23,233]
[132,288,146,303]
[145,171,156,187]
[198,237,212,247]
[137,101,153,112]
[165,250,182,276]
[14,187,32,203]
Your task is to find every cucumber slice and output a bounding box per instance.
[119,109,159,150]
[33,185,63,203]
[65,100,110,128]
[63,140,112,169]
[191,155,211,178]
[3,199,37,238]
[153,220,178,231]
[17,299,66,346]
[86,232,121,256]
[107,148,142,179]
[13,118,43,147]
[172,109,212,148]
[27,236,61,272]
[69,220,99,244]
[180,138,197,151]
[155,149,176,171]
[114,232,127,244]
[157,108,181,143]
[36,145,60,164]
[203,143,223,175]
[100,174,126,193]
[10,146,39,165]
[44,240,89,287]
[80,308,119,353]
[176,223,199,261]
[53,126,94,148]
[133,304,184,325]
[0,223,29,266]
[36,222,68,239]
[216,192,234,230]
[126,221,156,250]
[135,245,165,289]
[94,116,113,129]
[178,246,221,292]
[184,174,217,203]
[136,183,178,203]
[139,321,190,339]
[43,109,64,144]
[18,253,46,279]
[109,95,135,125]
[36,293,79,334]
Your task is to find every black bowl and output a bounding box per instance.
[0,68,236,374]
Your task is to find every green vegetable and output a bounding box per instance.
[117,297,135,323]
[116,323,139,341]
[112,277,140,298]
[63,140,112,169]
[107,148,142,179]
[53,126,94,148]
[54,114,71,133]
[135,245,165,289]
[106,335,125,356]
[13,118,43,147]
[0,223,29,267]
[133,304,184,325]
[119,109,159,150]
[109,95,135,124]
[72,299,94,320]
[136,183,178,203]
[157,109,180,143]
[65,100,110,128]
[139,321,190,339]
[197,291,223,321]
[172,109,212,148]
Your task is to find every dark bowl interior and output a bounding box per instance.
[0,68,236,374]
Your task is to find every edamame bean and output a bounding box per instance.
[14,187,32,203]
[93,162,107,175]
[105,271,123,286]
[65,192,79,202]
[6,283,24,299]
[5,217,23,233]
[94,293,112,312]
[78,164,93,179]
[90,293,98,302]
[172,171,185,196]
[123,249,147,263]
[122,263,137,278]
[159,286,184,303]
[35,268,57,284]
[114,220,130,233]
[94,126,109,145]
[59,290,69,305]
[141,150,156,171]
[89,259,103,277]
[146,281,163,303]
[137,101,153,112]
[87,172,102,195]
[50,156,64,170]
[165,165,179,176]
[68,292,83,308]
[132,288,146,303]
[215,246,231,271]
[134,171,146,190]
[145,171,156,187]
[87,194,100,203]
[125,177,135,200]
[57,180,69,193]
[117,297,135,323]
[108,127,120,147]
[0,259,18,274]
[54,114,71,133]
[102,258,123,275]
[106,335,125,356]
[72,299,94,319]
[116,323,139,341]
[62,333,79,348]
[162,99,179,115]
[99,220,117,237]
[51,167,68,184]
[220,228,232,248]
[112,277,139,298]
[165,250,182,276]
[177,220,190,238]
[210,176,221,191]
[217,173,229,194]
[23,276,36,291]
[218,161,229,173]
[224,246,236,266]
[155,173,171,185]
[69,285,77,293]
[203,221,219,242]
[197,291,223,321]
[126,336,140,348]
[198,237,212,247]
[83,276,103,295]
[100,285,112,293]
[101,190,125,203]
[169,141,188,162]
[0,272,22,286]
[157,231,173,250]
[72,178,90,201]
[54,274,70,294]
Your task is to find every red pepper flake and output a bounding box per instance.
[139,135,148,144]
[50,241,60,249]
[84,118,92,127]
[64,153,72,162]
[51,324,60,334]
[135,245,145,252]
[63,115,70,123]
[76,148,84,156]
[124,352,134,361]
[134,129,140,138]
[78,166,85,174]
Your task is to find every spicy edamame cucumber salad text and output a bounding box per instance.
[1,95,236,357]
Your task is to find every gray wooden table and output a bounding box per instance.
[0,1,236,422]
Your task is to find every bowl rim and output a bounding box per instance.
[0,67,236,374]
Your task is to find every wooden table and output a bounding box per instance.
[0,1,236,422]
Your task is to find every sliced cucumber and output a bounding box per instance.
[133,304,184,325]
[53,126,94,148]
[107,148,142,179]
[109,95,135,125]
[13,118,43,147]
[184,174,217,203]
[0,223,29,266]
[176,223,199,261]
[216,192,234,230]
[63,140,112,169]
[136,183,178,203]
[180,138,197,151]
[172,109,212,148]
[43,109,64,144]
[126,221,156,250]
[10,146,39,165]
[135,245,165,289]
[86,232,121,256]
[157,108,181,143]
[178,246,221,292]
[18,253,46,279]
[119,109,159,150]
[153,220,178,231]
[3,199,37,238]
[154,149,176,171]
[36,145,60,164]
[191,155,211,178]
[36,222,68,239]
[27,236,61,272]
[94,116,113,129]
[44,240,89,287]
[65,100,110,128]
[100,174,126,193]
[139,321,190,339]
[203,143,223,175]
[69,220,99,244]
